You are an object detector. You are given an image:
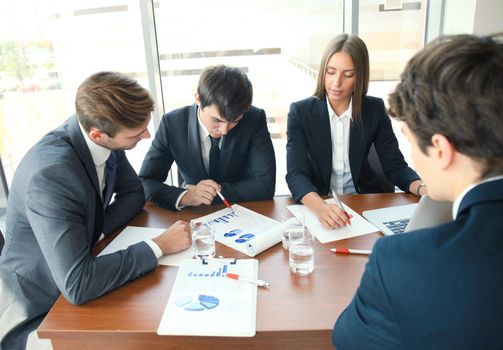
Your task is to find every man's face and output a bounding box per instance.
[98,117,151,151]
[198,104,242,139]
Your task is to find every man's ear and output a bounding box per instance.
[431,134,455,171]
[194,93,200,106]
[88,127,106,143]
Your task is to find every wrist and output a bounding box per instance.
[416,183,426,196]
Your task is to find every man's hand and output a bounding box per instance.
[152,220,191,255]
[180,179,221,206]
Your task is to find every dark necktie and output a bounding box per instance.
[102,152,117,209]
[209,136,220,181]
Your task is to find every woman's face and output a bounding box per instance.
[324,51,355,108]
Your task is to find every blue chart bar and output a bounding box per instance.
[187,264,230,278]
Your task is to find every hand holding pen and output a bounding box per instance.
[320,190,352,228]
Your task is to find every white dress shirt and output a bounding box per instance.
[452,175,503,219]
[78,122,162,259]
[327,98,357,195]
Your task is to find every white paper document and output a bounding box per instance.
[98,226,193,266]
[193,204,282,256]
[157,258,258,337]
[287,199,379,243]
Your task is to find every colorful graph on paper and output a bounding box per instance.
[194,204,282,256]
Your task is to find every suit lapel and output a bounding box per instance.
[348,99,369,189]
[66,115,104,244]
[311,98,332,187]
[219,128,237,180]
[187,104,209,178]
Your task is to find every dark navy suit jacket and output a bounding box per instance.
[139,104,276,210]
[333,179,503,349]
[286,95,419,202]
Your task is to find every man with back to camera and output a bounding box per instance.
[333,33,503,349]
[139,65,276,211]
[0,72,191,350]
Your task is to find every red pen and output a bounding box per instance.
[217,191,234,212]
[331,248,371,255]
[226,273,269,288]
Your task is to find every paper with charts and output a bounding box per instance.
[98,226,193,266]
[287,199,379,243]
[157,258,258,337]
[194,204,282,256]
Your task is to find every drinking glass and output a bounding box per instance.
[281,209,304,250]
[191,221,215,259]
[288,229,314,276]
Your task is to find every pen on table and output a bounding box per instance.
[217,191,234,213]
[331,248,372,255]
[331,190,351,225]
[226,273,270,288]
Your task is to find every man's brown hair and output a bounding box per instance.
[388,33,503,177]
[76,72,154,136]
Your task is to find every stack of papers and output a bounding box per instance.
[287,199,379,243]
[98,226,193,266]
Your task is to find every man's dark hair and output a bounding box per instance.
[76,71,154,137]
[388,33,503,177]
[197,65,253,122]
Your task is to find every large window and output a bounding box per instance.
[154,1,344,194]
[0,0,150,184]
[2,0,497,196]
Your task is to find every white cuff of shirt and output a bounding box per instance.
[175,190,189,210]
[145,239,163,259]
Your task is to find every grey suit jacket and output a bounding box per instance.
[139,104,276,210]
[0,116,156,350]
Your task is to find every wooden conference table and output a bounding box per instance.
[38,193,418,350]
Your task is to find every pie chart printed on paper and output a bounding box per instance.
[175,295,220,311]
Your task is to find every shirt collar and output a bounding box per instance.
[326,97,353,120]
[197,106,211,140]
[78,122,111,167]
[452,175,503,219]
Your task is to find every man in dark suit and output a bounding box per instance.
[333,34,503,349]
[139,65,276,211]
[0,72,191,350]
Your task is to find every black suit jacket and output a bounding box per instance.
[139,104,276,210]
[333,178,503,349]
[286,95,419,202]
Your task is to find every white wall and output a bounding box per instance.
[473,0,503,35]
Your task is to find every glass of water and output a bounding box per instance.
[289,229,314,276]
[281,209,304,250]
[191,221,215,259]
